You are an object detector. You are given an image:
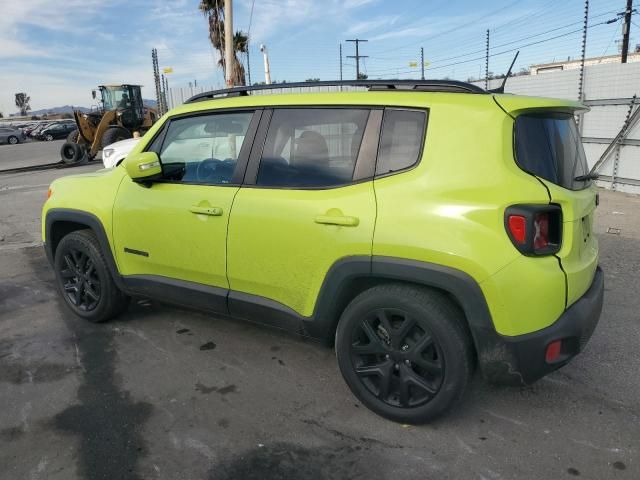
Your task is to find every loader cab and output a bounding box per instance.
[98,84,145,129]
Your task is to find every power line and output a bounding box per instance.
[366,18,613,76]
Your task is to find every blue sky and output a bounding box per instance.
[0,0,634,113]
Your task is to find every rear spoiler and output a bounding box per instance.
[493,95,590,118]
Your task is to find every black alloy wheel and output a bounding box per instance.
[336,284,474,423]
[350,308,444,408]
[54,230,129,322]
[59,248,101,312]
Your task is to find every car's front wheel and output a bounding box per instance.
[8,135,19,145]
[54,230,129,322]
[45,134,54,141]
[335,284,474,424]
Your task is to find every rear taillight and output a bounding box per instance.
[507,215,527,244]
[505,205,562,256]
[533,212,549,250]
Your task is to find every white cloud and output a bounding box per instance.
[346,15,399,36]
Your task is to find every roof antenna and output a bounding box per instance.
[489,51,519,94]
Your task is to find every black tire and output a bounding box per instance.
[60,142,87,164]
[66,129,86,144]
[53,230,129,323]
[7,135,19,145]
[101,127,132,148]
[45,134,54,141]
[335,284,474,424]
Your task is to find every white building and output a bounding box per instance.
[530,51,640,75]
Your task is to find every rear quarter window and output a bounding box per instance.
[376,109,427,176]
[514,113,589,191]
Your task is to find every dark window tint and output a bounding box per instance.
[146,127,166,153]
[257,108,369,188]
[515,114,589,190]
[157,111,253,184]
[376,109,427,175]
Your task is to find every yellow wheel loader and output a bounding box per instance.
[60,84,158,164]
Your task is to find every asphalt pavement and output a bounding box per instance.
[0,144,638,479]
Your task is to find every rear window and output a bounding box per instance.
[514,113,589,190]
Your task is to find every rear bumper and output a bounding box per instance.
[477,266,604,385]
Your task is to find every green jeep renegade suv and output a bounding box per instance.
[42,80,603,423]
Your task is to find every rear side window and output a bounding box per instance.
[257,108,369,188]
[515,114,589,190]
[376,109,427,175]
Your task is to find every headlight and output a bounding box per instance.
[103,148,115,159]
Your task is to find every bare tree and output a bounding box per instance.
[15,93,31,116]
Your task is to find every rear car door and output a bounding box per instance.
[112,109,261,302]
[514,112,598,306]
[226,107,380,320]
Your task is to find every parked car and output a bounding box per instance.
[30,123,54,138]
[42,80,603,424]
[36,122,77,141]
[101,137,140,168]
[0,126,26,145]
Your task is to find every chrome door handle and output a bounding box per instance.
[190,206,223,216]
[314,215,359,227]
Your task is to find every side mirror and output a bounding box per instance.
[92,90,96,99]
[124,151,162,182]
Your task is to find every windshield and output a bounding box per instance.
[100,86,131,111]
[514,113,590,191]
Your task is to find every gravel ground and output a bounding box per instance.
[0,157,638,480]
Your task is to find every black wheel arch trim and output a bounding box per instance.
[45,208,125,290]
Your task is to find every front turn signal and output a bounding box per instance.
[47,187,53,199]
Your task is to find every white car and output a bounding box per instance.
[101,137,140,168]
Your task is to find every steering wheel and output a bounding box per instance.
[196,158,223,182]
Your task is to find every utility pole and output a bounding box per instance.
[339,43,343,81]
[346,39,368,79]
[161,74,166,114]
[246,0,255,86]
[420,47,425,80]
[224,0,234,87]
[151,48,162,114]
[621,0,633,63]
[485,29,490,90]
[577,0,589,133]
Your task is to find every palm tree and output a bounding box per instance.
[199,0,248,86]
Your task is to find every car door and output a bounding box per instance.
[226,107,381,320]
[112,109,261,309]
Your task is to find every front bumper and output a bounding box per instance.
[477,266,604,385]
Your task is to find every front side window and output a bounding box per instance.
[257,108,370,188]
[156,111,253,185]
[376,109,427,175]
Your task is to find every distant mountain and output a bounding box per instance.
[26,105,90,116]
[18,99,157,116]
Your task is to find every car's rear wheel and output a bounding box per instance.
[8,135,19,145]
[54,230,129,323]
[335,284,474,424]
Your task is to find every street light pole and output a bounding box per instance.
[260,44,272,84]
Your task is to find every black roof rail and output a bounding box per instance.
[185,79,487,103]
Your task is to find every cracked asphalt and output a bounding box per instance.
[0,142,639,479]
